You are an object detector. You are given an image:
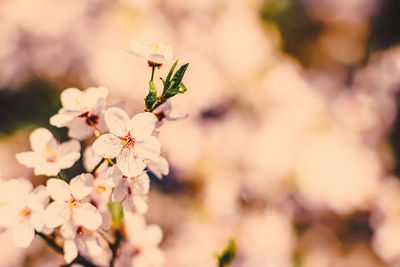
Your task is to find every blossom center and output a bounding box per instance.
[76,225,83,235]
[132,246,142,256]
[95,185,107,195]
[79,112,99,126]
[154,110,166,121]
[68,198,78,210]
[121,133,136,148]
[19,207,32,218]
[45,146,57,163]
[148,60,162,69]
[46,154,57,163]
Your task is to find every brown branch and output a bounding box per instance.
[109,230,123,267]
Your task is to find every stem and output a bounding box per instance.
[150,66,156,82]
[109,230,123,267]
[35,231,63,254]
[90,158,105,174]
[106,158,116,166]
[35,231,100,267]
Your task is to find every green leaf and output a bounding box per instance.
[145,80,158,111]
[108,201,124,228]
[160,77,166,87]
[178,82,187,93]
[169,63,189,91]
[163,60,179,93]
[216,239,236,267]
[163,82,187,99]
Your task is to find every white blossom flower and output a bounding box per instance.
[153,98,187,125]
[147,155,169,179]
[0,178,50,247]
[92,107,161,177]
[116,213,164,267]
[16,128,81,176]
[129,38,173,66]
[108,165,150,214]
[60,221,110,264]
[50,86,109,140]
[44,175,102,231]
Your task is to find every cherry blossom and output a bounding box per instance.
[44,174,102,231]
[129,38,173,67]
[16,128,81,176]
[60,221,110,264]
[147,154,169,179]
[92,107,161,177]
[50,86,109,140]
[108,165,150,214]
[116,213,165,267]
[153,98,187,125]
[0,178,50,247]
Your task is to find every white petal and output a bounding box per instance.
[34,163,62,176]
[145,225,163,246]
[29,185,50,211]
[82,235,104,256]
[111,180,129,202]
[85,86,109,108]
[73,203,102,230]
[92,134,122,158]
[83,146,103,171]
[117,148,146,177]
[131,197,148,214]
[128,112,157,141]
[135,136,161,159]
[58,140,81,169]
[50,112,74,127]
[60,221,76,239]
[12,221,35,248]
[30,213,45,232]
[29,128,54,152]
[124,212,145,236]
[70,174,94,200]
[128,173,150,195]
[67,118,93,140]
[106,165,123,185]
[44,201,70,228]
[60,139,81,155]
[129,38,148,59]
[122,196,148,214]
[64,239,78,263]
[0,205,19,227]
[8,178,33,197]
[16,151,45,168]
[61,88,84,111]
[147,156,169,179]
[46,179,71,201]
[105,107,129,137]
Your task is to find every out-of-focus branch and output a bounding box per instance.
[109,229,123,267]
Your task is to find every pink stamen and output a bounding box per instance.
[120,133,136,148]
[76,226,83,235]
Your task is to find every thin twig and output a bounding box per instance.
[90,158,105,174]
[109,230,123,267]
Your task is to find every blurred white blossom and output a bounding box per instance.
[16,128,80,176]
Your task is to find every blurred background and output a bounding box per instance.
[2,0,400,266]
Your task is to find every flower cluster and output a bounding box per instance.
[0,40,188,267]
